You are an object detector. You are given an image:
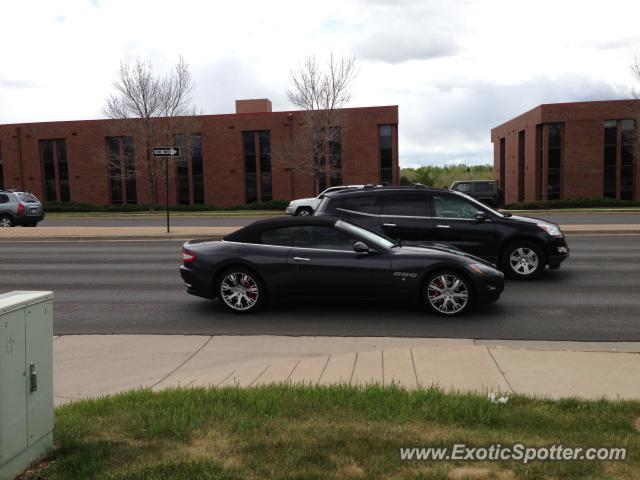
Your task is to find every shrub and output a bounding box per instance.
[44,199,289,213]
[506,197,640,210]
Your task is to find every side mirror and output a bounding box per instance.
[474,211,487,222]
[353,241,370,253]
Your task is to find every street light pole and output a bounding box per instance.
[165,156,170,233]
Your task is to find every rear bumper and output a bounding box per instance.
[180,265,215,299]
[13,213,45,225]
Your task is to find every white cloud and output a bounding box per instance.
[1,0,639,166]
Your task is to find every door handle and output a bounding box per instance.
[383,223,397,227]
[293,257,310,262]
[436,224,451,228]
[29,363,38,392]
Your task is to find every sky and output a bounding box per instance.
[1,0,640,167]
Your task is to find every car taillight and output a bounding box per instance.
[17,203,25,216]
[182,249,196,263]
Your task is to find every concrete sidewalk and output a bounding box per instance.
[2,223,640,241]
[54,335,640,406]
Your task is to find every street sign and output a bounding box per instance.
[152,147,180,157]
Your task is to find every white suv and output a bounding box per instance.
[285,185,367,216]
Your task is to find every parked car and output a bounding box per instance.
[180,216,504,316]
[450,180,501,207]
[0,190,45,227]
[314,186,569,280]
[285,185,368,216]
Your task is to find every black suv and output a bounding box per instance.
[314,186,569,279]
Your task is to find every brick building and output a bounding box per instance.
[0,100,399,207]
[491,99,639,204]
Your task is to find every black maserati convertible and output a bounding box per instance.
[179,216,504,316]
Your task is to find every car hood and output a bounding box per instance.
[289,197,317,205]
[394,243,495,267]
[506,214,556,226]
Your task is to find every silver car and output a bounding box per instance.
[0,190,45,227]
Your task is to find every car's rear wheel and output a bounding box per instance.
[217,267,265,313]
[502,241,545,280]
[423,270,473,316]
[295,207,313,216]
[0,215,14,227]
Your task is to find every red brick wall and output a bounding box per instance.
[0,105,399,206]
[491,100,640,204]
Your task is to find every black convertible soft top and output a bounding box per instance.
[223,216,339,244]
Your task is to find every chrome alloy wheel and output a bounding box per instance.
[427,274,469,315]
[220,272,259,311]
[509,247,539,275]
[0,217,12,227]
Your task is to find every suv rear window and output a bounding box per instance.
[382,194,429,217]
[0,194,9,204]
[474,182,494,193]
[335,196,381,215]
[17,192,38,203]
[453,182,471,193]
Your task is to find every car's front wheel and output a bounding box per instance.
[502,241,545,280]
[217,268,265,313]
[295,207,313,216]
[0,215,14,227]
[423,270,473,316]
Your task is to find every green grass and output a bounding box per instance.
[23,386,640,479]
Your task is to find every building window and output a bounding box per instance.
[259,131,272,201]
[535,126,543,200]
[547,123,562,200]
[517,130,525,202]
[621,119,635,200]
[243,130,271,203]
[175,134,205,205]
[106,136,137,204]
[379,125,393,185]
[40,139,70,202]
[603,120,617,199]
[499,137,505,192]
[0,142,4,190]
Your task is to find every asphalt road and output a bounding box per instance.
[1,235,639,341]
[39,212,640,227]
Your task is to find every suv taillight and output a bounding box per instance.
[182,248,196,263]
[17,203,25,216]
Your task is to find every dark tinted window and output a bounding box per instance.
[0,194,9,204]
[382,194,428,216]
[603,120,617,199]
[379,125,393,184]
[474,181,493,193]
[453,182,471,193]
[336,196,381,215]
[432,194,479,219]
[289,225,357,251]
[621,119,635,201]
[261,227,293,246]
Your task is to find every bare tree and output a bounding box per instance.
[280,54,357,195]
[632,57,640,99]
[103,56,198,204]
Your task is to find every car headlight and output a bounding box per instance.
[468,263,500,275]
[537,222,562,236]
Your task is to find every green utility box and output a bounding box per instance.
[0,291,54,480]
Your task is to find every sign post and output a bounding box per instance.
[152,147,181,233]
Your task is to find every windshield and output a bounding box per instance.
[335,219,395,250]
[453,191,505,218]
